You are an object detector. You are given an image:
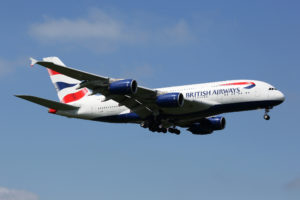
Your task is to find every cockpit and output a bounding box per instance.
[268,87,277,90]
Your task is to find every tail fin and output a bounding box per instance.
[43,57,89,104]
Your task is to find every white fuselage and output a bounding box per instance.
[56,80,285,125]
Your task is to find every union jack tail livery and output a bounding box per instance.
[43,57,90,104]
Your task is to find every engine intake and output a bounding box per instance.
[188,116,226,135]
[108,79,138,95]
[156,92,184,108]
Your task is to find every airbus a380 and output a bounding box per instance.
[16,57,285,135]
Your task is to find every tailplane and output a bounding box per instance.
[15,95,79,114]
[42,57,90,104]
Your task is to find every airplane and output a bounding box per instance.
[16,57,285,135]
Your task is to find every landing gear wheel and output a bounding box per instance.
[162,128,167,133]
[168,128,175,133]
[263,108,271,120]
[168,128,180,135]
[264,114,270,120]
[174,129,181,135]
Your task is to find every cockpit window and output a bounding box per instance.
[269,87,277,90]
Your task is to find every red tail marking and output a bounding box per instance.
[47,69,61,76]
[62,88,88,103]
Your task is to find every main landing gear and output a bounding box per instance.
[140,121,181,135]
[264,108,271,120]
[168,127,181,135]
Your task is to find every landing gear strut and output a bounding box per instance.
[264,108,270,120]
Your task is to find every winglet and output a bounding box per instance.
[30,57,38,67]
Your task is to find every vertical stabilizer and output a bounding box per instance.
[43,57,89,104]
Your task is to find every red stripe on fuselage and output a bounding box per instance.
[62,88,88,103]
[220,82,255,86]
[47,69,61,76]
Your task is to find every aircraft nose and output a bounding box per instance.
[277,90,285,103]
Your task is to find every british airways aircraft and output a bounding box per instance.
[16,57,285,135]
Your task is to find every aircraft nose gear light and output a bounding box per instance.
[264,108,271,120]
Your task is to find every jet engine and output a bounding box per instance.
[108,79,138,95]
[156,92,184,107]
[187,116,226,135]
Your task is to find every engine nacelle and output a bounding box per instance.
[187,116,226,135]
[156,92,184,108]
[108,79,138,95]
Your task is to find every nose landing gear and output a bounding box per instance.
[264,108,271,120]
[264,114,270,120]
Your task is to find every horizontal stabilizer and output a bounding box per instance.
[15,95,79,110]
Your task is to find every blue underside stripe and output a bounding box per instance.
[93,112,141,123]
[92,100,283,123]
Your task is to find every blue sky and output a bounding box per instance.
[0,0,299,199]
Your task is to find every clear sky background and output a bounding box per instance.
[0,0,299,199]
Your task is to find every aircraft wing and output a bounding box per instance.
[31,58,213,118]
